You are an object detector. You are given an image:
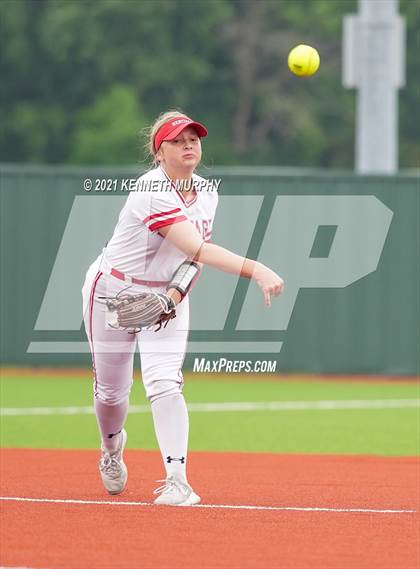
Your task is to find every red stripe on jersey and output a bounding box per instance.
[143,207,182,224]
[149,215,188,232]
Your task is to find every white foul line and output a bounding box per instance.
[1,398,419,416]
[0,496,416,514]
[0,567,43,569]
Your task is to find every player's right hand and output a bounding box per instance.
[253,263,284,307]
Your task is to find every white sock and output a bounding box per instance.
[95,398,129,453]
[151,393,189,482]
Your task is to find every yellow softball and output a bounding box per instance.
[288,44,320,77]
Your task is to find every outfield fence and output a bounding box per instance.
[1,164,418,374]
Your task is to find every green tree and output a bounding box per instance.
[70,85,147,164]
[0,0,418,168]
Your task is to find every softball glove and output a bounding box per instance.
[101,291,176,332]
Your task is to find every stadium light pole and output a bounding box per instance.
[343,0,406,174]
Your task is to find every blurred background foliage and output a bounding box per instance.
[0,0,418,168]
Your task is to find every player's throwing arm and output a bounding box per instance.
[158,222,285,307]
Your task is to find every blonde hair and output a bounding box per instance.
[143,109,189,167]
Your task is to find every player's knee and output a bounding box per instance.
[94,378,133,406]
[147,379,183,404]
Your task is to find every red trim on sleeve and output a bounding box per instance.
[143,207,182,224]
[149,215,188,232]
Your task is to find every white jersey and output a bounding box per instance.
[100,166,218,282]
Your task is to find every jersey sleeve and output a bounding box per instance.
[131,190,189,233]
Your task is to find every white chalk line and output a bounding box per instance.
[0,567,42,569]
[0,496,416,514]
[1,398,419,416]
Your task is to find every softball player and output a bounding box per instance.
[82,110,284,506]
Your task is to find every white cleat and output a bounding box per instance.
[153,475,201,506]
[99,429,128,495]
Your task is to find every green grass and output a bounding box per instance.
[1,374,419,455]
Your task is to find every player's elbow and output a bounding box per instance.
[193,242,212,263]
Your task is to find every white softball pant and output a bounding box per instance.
[82,261,189,405]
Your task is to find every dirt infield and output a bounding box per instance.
[1,449,419,569]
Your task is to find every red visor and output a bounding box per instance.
[154,116,208,152]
